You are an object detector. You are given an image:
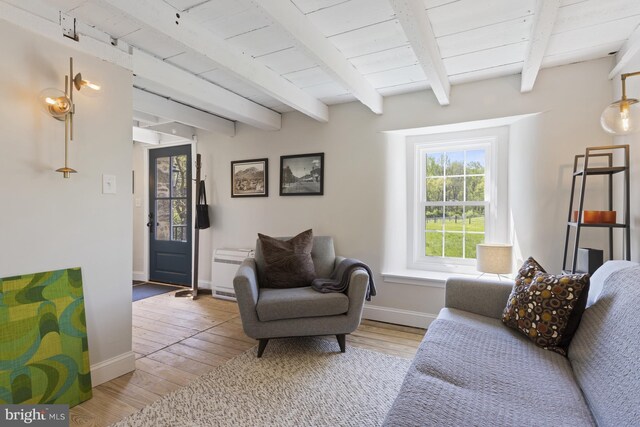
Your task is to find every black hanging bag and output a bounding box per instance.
[195,180,210,229]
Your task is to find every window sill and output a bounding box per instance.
[381,269,480,288]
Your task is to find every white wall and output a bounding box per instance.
[132,142,145,280]
[183,57,616,327]
[611,53,640,262]
[0,21,134,384]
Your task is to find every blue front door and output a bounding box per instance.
[148,145,192,285]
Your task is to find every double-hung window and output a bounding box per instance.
[408,127,508,272]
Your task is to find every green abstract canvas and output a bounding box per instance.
[0,268,92,407]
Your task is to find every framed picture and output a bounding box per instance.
[280,153,324,196]
[231,158,268,197]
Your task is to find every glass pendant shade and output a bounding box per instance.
[38,88,72,120]
[600,98,640,135]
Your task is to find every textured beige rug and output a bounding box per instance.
[112,337,412,427]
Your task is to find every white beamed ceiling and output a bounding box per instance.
[35,0,640,122]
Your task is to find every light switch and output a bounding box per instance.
[103,174,117,194]
[135,197,142,207]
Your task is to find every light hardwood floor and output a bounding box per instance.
[70,290,426,426]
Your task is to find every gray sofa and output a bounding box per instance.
[384,261,640,427]
[233,236,369,357]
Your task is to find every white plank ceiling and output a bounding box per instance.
[13,0,640,128]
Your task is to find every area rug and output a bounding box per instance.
[111,337,412,427]
[132,283,184,302]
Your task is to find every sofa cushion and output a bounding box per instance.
[585,260,636,307]
[383,308,595,427]
[256,287,349,322]
[257,229,316,289]
[503,258,589,355]
[568,264,640,427]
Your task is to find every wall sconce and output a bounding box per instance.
[601,71,640,135]
[38,57,100,178]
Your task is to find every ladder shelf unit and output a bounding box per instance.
[562,145,630,273]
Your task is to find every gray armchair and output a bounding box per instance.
[233,236,370,357]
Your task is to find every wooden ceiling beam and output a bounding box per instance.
[133,88,236,136]
[0,1,131,69]
[145,122,196,141]
[389,0,450,106]
[252,0,383,114]
[133,111,172,127]
[609,23,640,79]
[133,126,160,144]
[133,50,278,131]
[99,0,329,122]
[521,0,560,92]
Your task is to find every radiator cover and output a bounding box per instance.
[211,248,254,301]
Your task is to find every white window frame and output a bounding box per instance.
[407,127,509,274]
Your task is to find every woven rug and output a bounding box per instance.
[112,337,412,427]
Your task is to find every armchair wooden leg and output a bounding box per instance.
[336,334,346,353]
[257,339,269,358]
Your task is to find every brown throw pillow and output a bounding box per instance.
[503,257,546,329]
[258,229,316,289]
[502,257,590,355]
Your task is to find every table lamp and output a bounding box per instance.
[476,244,513,280]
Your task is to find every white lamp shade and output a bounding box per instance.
[601,98,640,135]
[476,244,513,274]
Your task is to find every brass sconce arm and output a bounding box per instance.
[620,71,640,100]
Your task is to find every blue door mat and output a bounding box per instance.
[132,282,186,302]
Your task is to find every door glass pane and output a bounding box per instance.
[172,199,187,242]
[156,200,170,241]
[172,155,188,197]
[156,157,170,198]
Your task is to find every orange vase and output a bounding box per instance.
[600,211,616,224]
[583,211,602,224]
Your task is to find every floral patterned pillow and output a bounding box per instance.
[502,257,590,355]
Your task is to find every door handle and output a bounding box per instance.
[147,213,154,233]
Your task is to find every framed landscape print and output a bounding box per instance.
[280,153,324,196]
[231,158,268,197]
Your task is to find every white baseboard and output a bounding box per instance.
[198,279,212,290]
[90,351,135,387]
[132,271,146,282]
[362,305,438,329]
